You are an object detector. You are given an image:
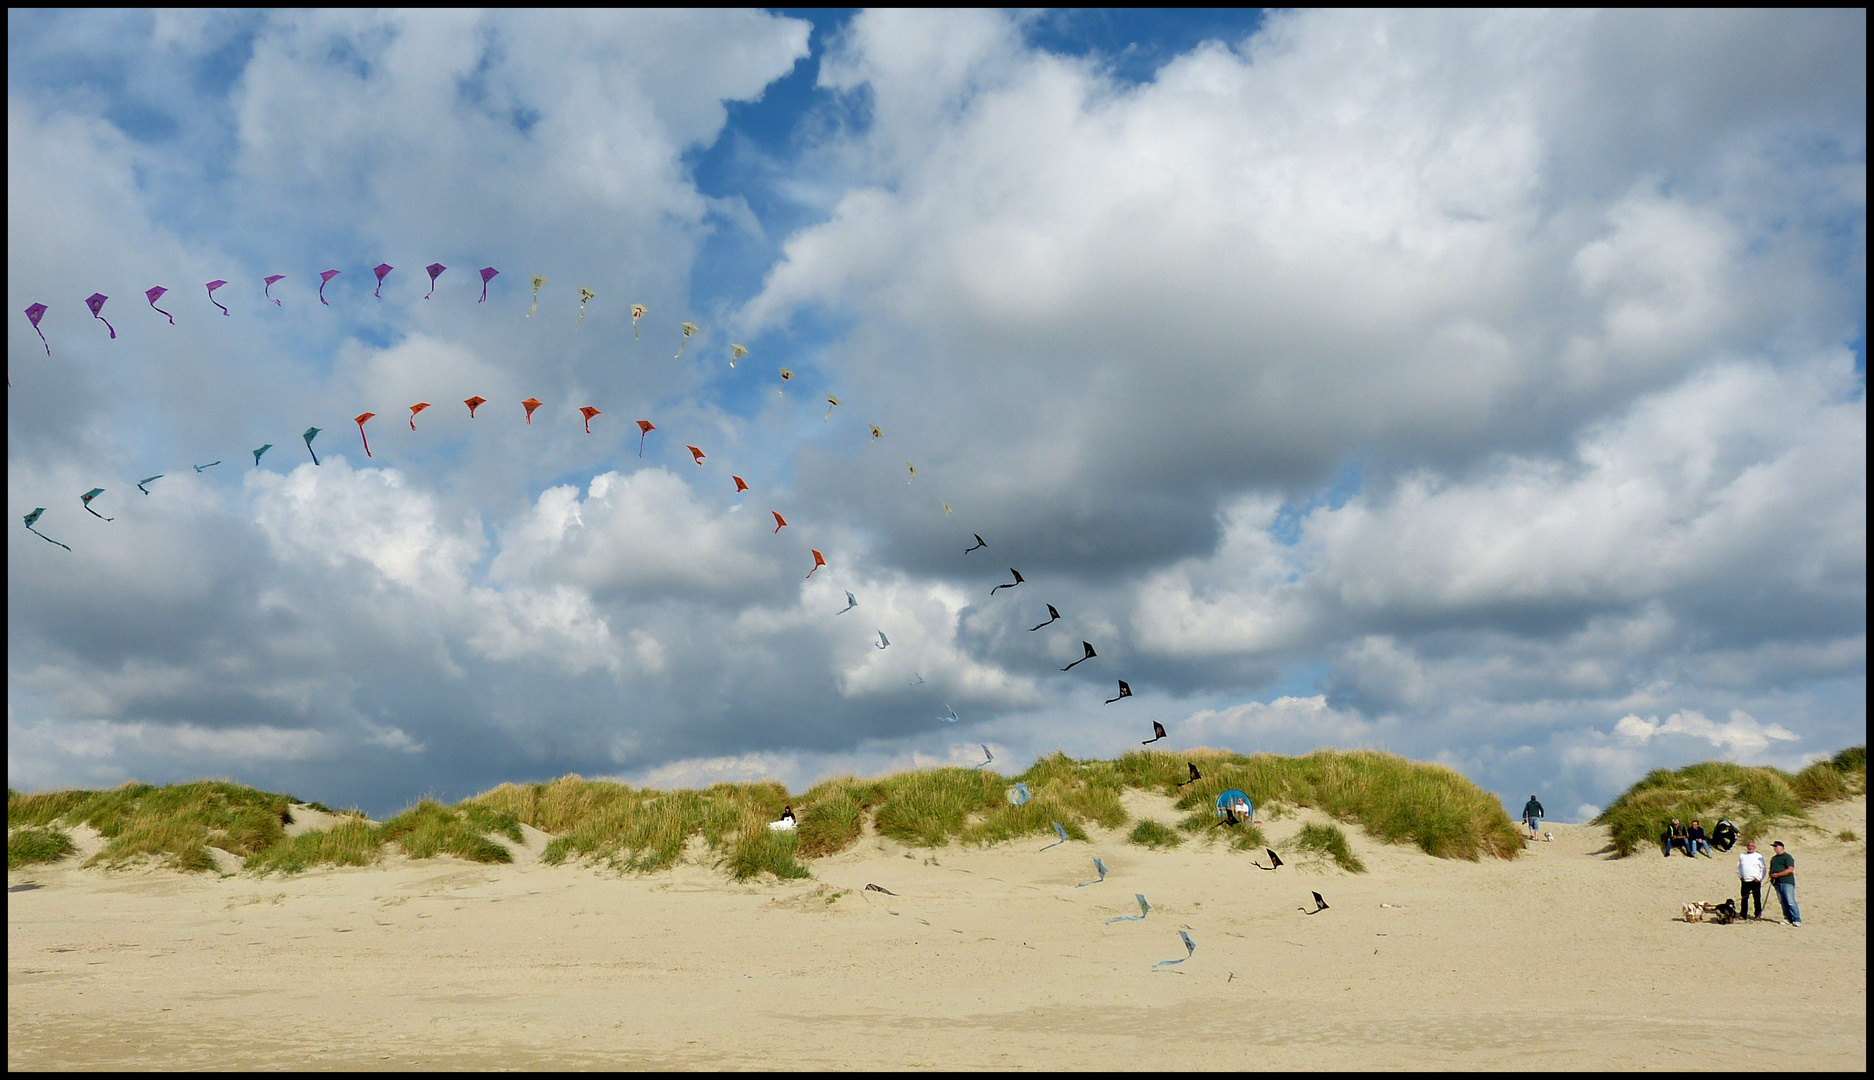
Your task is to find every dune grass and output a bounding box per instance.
[1593,747,1867,857]
[244,819,383,874]
[1290,822,1367,873]
[7,780,294,873]
[8,826,77,868]
[1128,820,1182,849]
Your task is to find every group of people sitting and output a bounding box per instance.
[1663,817,1735,857]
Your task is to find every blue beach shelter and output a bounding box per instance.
[1214,789,1252,821]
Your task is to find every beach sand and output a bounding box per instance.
[9,793,1865,1070]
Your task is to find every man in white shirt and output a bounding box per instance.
[1737,839,1767,920]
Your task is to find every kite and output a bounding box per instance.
[1214,789,1252,827]
[424,263,446,299]
[863,883,897,896]
[1141,721,1168,745]
[577,287,594,324]
[1154,931,1196,968]
[687,445,705,464]
[905,461,917,483]
[964,534,987,553]
[1076,857,1108,887]
[870,424,882,442]
[837,591,857,614]
[675,322,698,358]
[824,395,841,421]
[527,275,546,316]
[908,672,924,686]
[522,398,543,424]
[464,396,487,418]
[1254,849,1284,871]
[23,508,71,551]
[303,427,322,465]
[733,475,749,493]
[1061,641,1097,671]
[974,744,993,769]
[25,303,50,355]
[264,274,286,305]
[253,444,272,467]
[939,705,958,723]
[1105,894,1151,924]
[730,344,747,367]
[875,629,889,650]
[990,568,1025,595]
[579,406,601,433]
[943,502,952,516]
[1040,822,1068,852]
[771,511,788,534]
[354,412,376,457]
[193,461,220,473]
[206,280,230,316]
[778,368,793,389]
[478,267,498,302]
[408,402,431,430]
[1007,783,1031,806]
[372,263,393,299]
[808,550,826,578]
[630,303,646,338]
[318,269,340,305]
[636,419,656,456]
[1176,762,1202,788]
[1028,604,1061,631]
[136,475,163,494]
[145,287,174,324]
[85,294,116,339]
[81,489,112,521]
[1303,891,1330,915]
[1105,680,1133,704]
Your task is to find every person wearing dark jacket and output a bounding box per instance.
[1687,820,1712,857]
[1521,796,1544,839]
[1663,819,1690,857]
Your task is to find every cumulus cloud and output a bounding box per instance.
[7,10,1863,820]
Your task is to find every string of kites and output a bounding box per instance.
[17,262,1152,727]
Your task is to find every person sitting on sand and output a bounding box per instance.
[1664,819,1690,857]
[1521,795,1544,839]
[1737,840,1767,920]
[1687,820,1712,858]
[768,806,797,831]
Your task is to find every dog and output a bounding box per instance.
[1683,899,1740,925]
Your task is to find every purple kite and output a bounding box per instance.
[145,286,174,324]
[478,267,498,302]
[85,293,116,339]
[25,303,50,355]
[424,263,446,299]
[264,274,286,305]
[318,269,340,305]
[373,263,393,298]
[206,280,230,316]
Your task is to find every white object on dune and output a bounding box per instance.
[768,818,797,831]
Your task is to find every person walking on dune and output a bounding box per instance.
[1521,795,1544,840]
[1767,841,1801,927]
[1737,839,1766,920]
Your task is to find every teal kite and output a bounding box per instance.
[253,444,272,467]
[24,508,71,551]
[136,475,163,494]
[81,488,112,520]
[303,427,322,466]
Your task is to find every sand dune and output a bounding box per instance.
[9,794,1865,1069]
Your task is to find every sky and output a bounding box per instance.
[7,9,1866,822]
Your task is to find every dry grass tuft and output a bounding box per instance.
[8,826,77,868]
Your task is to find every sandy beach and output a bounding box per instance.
[9,793,1865,1070]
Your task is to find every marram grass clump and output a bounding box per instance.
[8,826,77,868]
[1593,747,1867,857]
[1290,822,1367,873]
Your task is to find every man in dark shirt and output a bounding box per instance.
[1687,820,1712,857]
[1767,841,1801,926]
[1522,795,1544,839]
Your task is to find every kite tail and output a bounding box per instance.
[360,432,372,457]
[633,321,640,340]
[151,302,174,324]
[98,316,116,339]
[211,297,229,317]
[35,327,50,356]
[28,527,72,552]
[479,283,489,303]
[527,296,538,317]
[319,282,332,306]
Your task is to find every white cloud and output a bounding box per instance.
[1614,709,1800,757]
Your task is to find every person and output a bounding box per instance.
[1767,841,1800,927]
[1737,839,1766,920]
[1687,819,1712,858]
[1664,819,1689,857]
[1711,818,1739,853]
[1522,795,1544,839]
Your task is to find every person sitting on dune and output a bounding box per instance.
[1662,819,1690,857]
[769,806,797,831]
[1687,820,1712,858]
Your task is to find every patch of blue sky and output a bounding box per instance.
[1260,660,1332,702]
[1268,458,1365,548]
[1020,9,1268,86]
